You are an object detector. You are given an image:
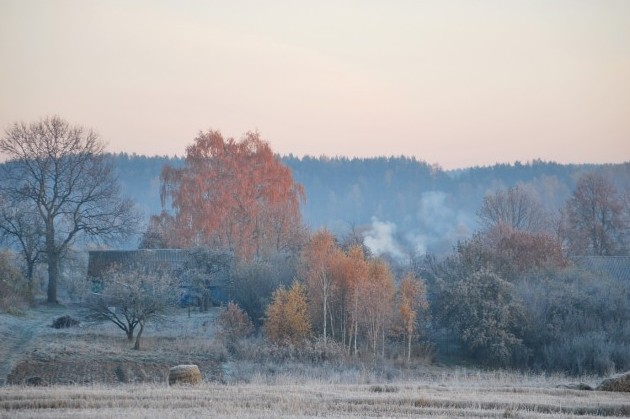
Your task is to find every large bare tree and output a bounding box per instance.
[0,116,140,303]
[478,185,547,233]
[561,172,626,256]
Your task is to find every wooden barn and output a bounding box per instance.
[87,249,232,306]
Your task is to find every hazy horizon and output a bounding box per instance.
[105,149,630,172]
[1,1,629,170]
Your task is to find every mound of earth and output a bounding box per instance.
[597,372,630,393]
[8,357,219,385]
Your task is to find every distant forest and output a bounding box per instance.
[112,153,629,255]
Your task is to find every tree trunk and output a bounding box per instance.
[353,288,359,355]
[353,319,358,355]
[126,328,134,341]
[202,289,211,312]
[323,287,327,345]
[407,332,412,364]
[46,220,58,304]
[134,322,144,350]
[26,259,35,283]
[382,325,385,359]
[47,250,58,304]
[329,305,335,340]
[342,309,347,348]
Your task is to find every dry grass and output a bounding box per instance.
[2,305,630,417]
[1,305,224,385]
[1,377,630,418]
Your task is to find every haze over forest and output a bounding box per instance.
[111,152,629,256]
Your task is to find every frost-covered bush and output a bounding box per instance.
[0,251,31,311]
[217,302,254,351]
[438,269,529,367]
[517,267,630,375]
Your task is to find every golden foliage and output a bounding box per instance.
[264,282,311,345]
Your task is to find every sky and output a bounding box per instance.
[0,0,629,169]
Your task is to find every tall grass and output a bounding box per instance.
[2,376,629,418]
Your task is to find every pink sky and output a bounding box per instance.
[1,0,629,169]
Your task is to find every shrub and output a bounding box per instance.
[517,267,630,375]
[264,282,311,345]
[52,315,80,329]
[0,251,30,312]
[217,302,254,348]
[438,269,528,366]
[230,254,297,327]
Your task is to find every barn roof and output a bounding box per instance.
[574,256,630,281]
[87,249,190,278]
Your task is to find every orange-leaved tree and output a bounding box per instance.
[154,130,305,259]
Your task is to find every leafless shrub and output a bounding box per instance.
[83,266,179,349]
[0,251,31,312]
[216,302,254,349]
[51,315,80,329]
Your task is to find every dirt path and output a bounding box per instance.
[0,305,71,386]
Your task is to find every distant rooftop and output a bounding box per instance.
[87,249,190,278]
[574,256,630,281]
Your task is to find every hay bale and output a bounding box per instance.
[168,364,202,385]
[597,371,630,392]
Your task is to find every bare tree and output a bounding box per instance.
[0,197,44,283]
[85,267,179,349]
[0,116,140,303]
[561,172,627,256]
[478,185,547,232]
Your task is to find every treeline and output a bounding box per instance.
[109,152,629,255]
[419,233,630,375]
